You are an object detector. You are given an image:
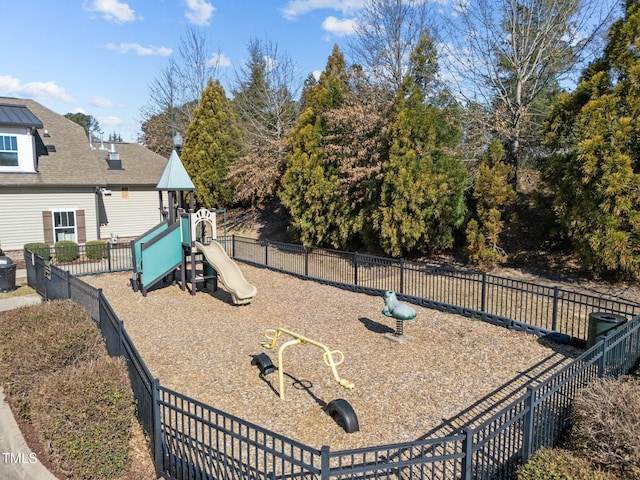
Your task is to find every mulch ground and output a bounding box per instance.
[84,265,580,451]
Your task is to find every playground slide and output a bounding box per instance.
[195,241,257,305]
[132,222,182,295]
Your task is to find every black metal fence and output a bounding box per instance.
[38,236,640,344]
[222,236,640,344]
[24,248,640,480]
[28,242,132,276]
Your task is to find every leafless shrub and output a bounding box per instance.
[570,376,640,479]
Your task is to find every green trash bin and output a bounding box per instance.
[586,312,627,349]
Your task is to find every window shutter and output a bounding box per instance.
[42,211,53,244]
[76,210,86,243]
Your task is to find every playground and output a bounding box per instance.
[84,149,581,451]
[84,264,581,451]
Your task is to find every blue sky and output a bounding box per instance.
[0,1,371,142]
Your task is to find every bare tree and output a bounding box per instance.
[175,26,222,125]
[441,0,620,179]
[140,26,222,154]
[229,37,302,206]
[349,0,435,93]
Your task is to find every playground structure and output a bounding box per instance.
[130,150,256,303]
[259,327,355,400]
[255,327,359,433]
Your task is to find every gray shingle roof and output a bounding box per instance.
[0,97,168,188]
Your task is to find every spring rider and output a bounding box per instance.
[382,290,416,341]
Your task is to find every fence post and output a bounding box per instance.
[118,319,125,357]
[107,242,112,271]
[481,272,487,312]
[399,258,404,294]
[522,386,536,462]
[265,239,269,266]
[66,269,72,299]
[598,336,609,377]
[461,427,474,480]
[320,445,330,480]
[551,287,559,332]
[354,253,358,286]
[152,379,164,477]
[232,234,236,258]
[304,247,309,277]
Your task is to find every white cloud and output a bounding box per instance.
[84,0,136,23]
[282,0,364,20]
[206,52,232,68]
[312,69,322,81]
[106,43,172,56]
[71,107,87,115]
[185,0,216,26]
[322,16,355,36]
[0,75,73,102]
[90,96,116,108]
[99,116,125,127]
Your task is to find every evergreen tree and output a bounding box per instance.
[465,140,516,269]
[64,112,101,138]
[542,0,640,279]
[374,33,468,257]
[181,78,244,209]
[322,67,393,249]
[279,45,350,247]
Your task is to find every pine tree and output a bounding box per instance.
[466,140,516,269]
[181,78,244,209]
[542,0,640,279]
[279,45,350,247]
[374,34,468,257]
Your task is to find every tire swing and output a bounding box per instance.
[324,399,359,433]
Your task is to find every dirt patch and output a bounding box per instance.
[225,201,292,242]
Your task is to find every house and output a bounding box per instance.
[0,97,169,252]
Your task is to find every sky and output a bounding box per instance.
[0,0,377,143]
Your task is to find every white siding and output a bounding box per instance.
[99,187,165,241]
[0,188,98,251]
[0,127,37,173]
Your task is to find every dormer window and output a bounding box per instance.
[0,135,18,166]
[0,103,43,173]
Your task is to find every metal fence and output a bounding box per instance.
[24,248,640,480]
[221,236,640,344]
[29,241,133,276]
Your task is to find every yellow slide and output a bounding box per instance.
[194,241,257,305]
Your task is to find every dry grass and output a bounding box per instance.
[570,376,640,479]
[84,265,581,451]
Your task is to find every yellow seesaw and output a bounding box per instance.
[261,327,355,400]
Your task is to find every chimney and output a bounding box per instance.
[107,143,122,170]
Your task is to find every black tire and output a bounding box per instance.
[325,399,359,433]
[251,353,276,375]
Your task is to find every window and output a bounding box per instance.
[0,135,18,167]
[53,211,76,242]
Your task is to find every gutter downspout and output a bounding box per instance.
[95,186,101,240]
